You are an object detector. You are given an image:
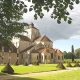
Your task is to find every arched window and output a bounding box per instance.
[51,53,53,59]
[45,55,47,59]
[58,56,60,60]
[37,55,38,60]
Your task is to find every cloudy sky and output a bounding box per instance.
[21,1,80,52]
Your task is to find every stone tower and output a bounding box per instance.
[24,23,41,41]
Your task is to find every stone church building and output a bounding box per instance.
[0,23,64,64]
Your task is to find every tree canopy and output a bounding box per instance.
[75,48,80,58]
[0,0,27,46]
[27,0,80,24]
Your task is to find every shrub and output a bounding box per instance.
[24,62,28,66]
[1,63,14,74]
[66,62,73,67]
[56,63,66,69]
[74,62,80,67]
[36,62,39,65]
[15,60,19,66]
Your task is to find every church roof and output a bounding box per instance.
[19,35,31,42]
[36,35,52,42]
[54,49,63,54]
[39,48,54,54]
[20,45,34,53]
[31,49,39,53]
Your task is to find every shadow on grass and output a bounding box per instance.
[12,77,41,80]
[0,74,41,80]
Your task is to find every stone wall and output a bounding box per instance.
[0,52,17,64]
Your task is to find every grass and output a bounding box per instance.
[0,64,58,74]
[13,70,80,80]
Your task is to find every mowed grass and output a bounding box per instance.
[13,70,80,80]
[0,64,58,74]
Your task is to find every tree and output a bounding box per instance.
[0,0,27,48]
[71,45,75,62]
[64,51,72,59]
[27,0,80,24]
[75,48,80,58]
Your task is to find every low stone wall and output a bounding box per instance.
[0,52,17,64]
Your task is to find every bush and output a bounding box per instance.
[1,63,14,74]
[15,60,19,66]
[74,62,80,67]
[66,62,73,67]
[24,62,28,66]
[36,62,39,65]
[56,63,66,69]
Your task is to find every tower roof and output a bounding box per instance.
[28,23,39,30]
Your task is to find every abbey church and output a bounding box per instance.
[0,23,63,64]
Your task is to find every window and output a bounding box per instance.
[58,56,60,60]
[62,56,64,60]
[51,53,53,59]
[37,55,38,60]
[41,56,43,59]
[45,55,47,59]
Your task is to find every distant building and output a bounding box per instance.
[0,23,64,64]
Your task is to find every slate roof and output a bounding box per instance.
[20,45,34,53]
[38,48,55,54]
[19,35,31,42]
[36,35,52,42]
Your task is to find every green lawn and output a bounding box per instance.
[0,64,58,74]
[13,70,80,80]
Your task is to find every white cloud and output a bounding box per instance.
[21,3,80,41]
[70,35,80,39]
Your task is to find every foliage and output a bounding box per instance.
[27,0,80,24]
[71,45,75,62]
[0,0,27,46]
[64,59,80,63]
[56,63,66,69]
[24,62,28,66]
[15,60,19,66]
[74,62,80,67]
[75,48,80,58]
[1,63,14,74]
[66,62,73,67]
[64,51,72,59]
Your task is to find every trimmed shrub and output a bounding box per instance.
[36,62,39,65]
[24,62,28,66]
[15,61,19,66]
[66,62,73,67]
[1,63,14,74]
[56,63,66,69]
[74,62,80,67]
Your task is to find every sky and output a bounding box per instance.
[21,1,80,52]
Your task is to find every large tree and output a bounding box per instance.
[71,45,75,62]
[0,0,27,47]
